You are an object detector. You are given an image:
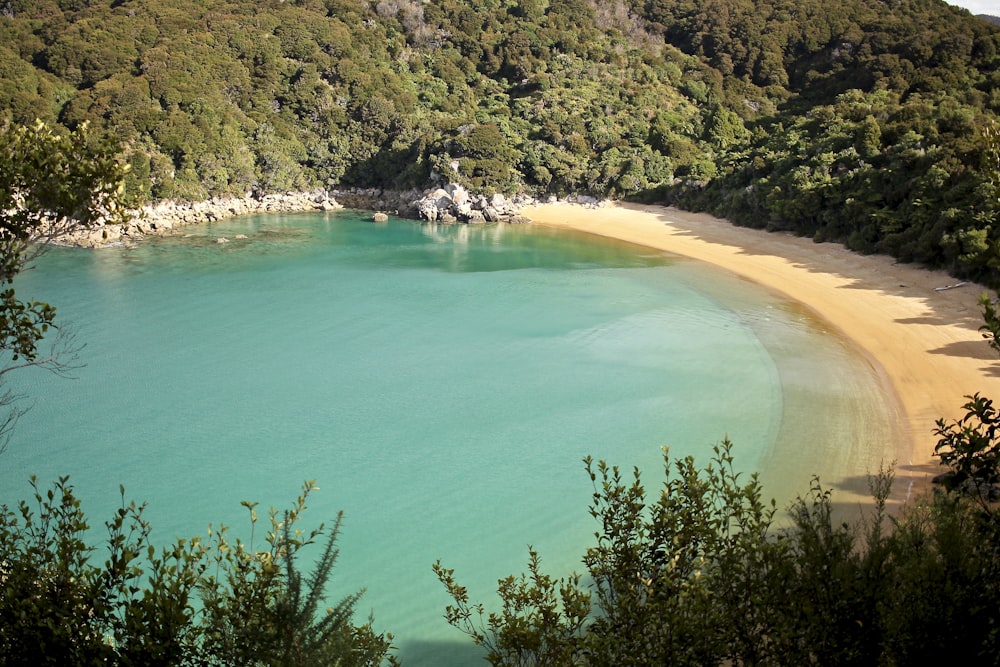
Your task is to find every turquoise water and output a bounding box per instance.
[0,211,901,664]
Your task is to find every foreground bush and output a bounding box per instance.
[0,479,394,666]
[437,439,1000,665]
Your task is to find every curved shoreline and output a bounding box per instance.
[522,200,1000,500]
[77,192,994,499]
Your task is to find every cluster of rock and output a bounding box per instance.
[63,190,341,248]
[56,184,604,248]
[329,185,537,223]
[407,184,534,224]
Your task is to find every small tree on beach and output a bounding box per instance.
[979,291,1000,356]
[936,283,1000,499]
[934,394,1000,504]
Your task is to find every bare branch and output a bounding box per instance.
[0,324,85,379]
[0,383,30,458]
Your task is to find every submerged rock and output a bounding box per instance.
[58,190,344,247]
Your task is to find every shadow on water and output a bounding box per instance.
[396,638,486,667]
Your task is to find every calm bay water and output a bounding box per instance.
[0,211,901,664]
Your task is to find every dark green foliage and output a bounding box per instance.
[936,296,1000,499]
[683,90,1000,282]
[0,0,708,199]
[438,440,1000,665]
[197,491,394,667]
[935,393,1000,501]
[0,477,121,665]
[0,476,212,666]
[0,479,395,666]
[435,549,591,665]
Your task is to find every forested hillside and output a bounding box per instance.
[1,0,998,281]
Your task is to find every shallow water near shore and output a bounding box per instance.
[0,210,902,664]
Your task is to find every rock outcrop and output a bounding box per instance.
[409,184,534,224]
[55,185,604,248]
[61,190,342,248]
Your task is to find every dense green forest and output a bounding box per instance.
[1,0,998,281]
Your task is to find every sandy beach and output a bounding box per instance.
[523,201,1000,500]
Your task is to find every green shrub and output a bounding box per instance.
[438,439,1000,665]
[0,479,394,666]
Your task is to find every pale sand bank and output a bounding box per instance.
[523,201,1000,502]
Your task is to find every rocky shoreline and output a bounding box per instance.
[60,185,605,248]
